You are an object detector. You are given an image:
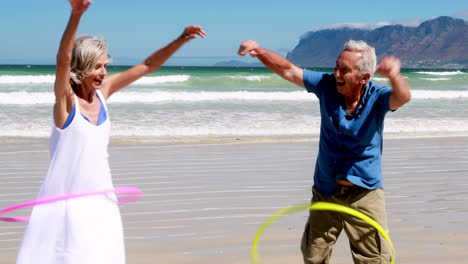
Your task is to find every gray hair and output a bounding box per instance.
[70,35,111,87]
[343,40,376,76]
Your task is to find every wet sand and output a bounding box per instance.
[0,136,467,263]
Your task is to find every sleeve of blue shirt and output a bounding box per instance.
[376,86,394,113]
[303,69,329,97]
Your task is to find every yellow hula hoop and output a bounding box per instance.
[251,202,395,264]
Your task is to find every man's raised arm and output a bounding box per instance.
[376,56,412,110]
[238,40,304,88]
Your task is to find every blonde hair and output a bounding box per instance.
[343,40,376,76]
[70,35,111,88]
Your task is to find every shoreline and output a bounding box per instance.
[1,132,468,148]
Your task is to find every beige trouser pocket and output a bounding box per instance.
[301,186,392,264]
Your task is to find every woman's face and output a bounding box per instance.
[82,51,108,90]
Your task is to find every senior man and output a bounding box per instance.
[238,39,411,264]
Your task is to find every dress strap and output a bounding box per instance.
[61,94,80,129]
[73,93,80,112]
[95,90,108,112]
[94,90,108,125]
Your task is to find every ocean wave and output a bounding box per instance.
[384,118,468,134]
[0,127,319,139]
[411,90,468,99]
[0,92,54,105]
[0,129,50,138]
[414,70,465,76]
[0,74,274,86]
[0,75,55,84]
[132,75,190,85]
[0,91,315,105]
[1,90,468,105]
[228,75,273,81]
[110,125,319,138]
[0,74,190,85]
[372,76,408,81]
[108,91,315,103]
[2,117,468,139]
[110,118,468,137]
[419,78,451,81]
[371,77,388,82]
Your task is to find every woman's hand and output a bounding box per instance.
[180,25,206,41]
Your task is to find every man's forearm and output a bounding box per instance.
[389,73,411,110]
[255,48,304,88]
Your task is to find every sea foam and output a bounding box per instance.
[132,75,190,85]
[411,90,468,99]
[229,75,272,81]
[108,91,316,103]
[1,90,468,105]
[414,70,465,76]
[0,92,54,105]
[0,75,55,84]
[0,74,190,85]
[3,117,466,139]
[419,78,451,81]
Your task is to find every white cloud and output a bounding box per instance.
[391,19,425,27]
[309,22,392,32]
[302,19,424,39]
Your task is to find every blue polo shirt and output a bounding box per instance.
[303,70,393,197]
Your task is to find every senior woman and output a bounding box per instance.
[16,1,205,263]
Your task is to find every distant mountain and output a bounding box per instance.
[287,16,468,69]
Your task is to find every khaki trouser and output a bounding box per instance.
[301,185,392,264]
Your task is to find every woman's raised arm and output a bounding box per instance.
[54,0,91,128]
[101,26,206,100]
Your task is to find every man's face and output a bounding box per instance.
[333,50,367,97]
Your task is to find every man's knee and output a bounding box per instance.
[349,232,392,264]
[301,243,333,264]
[301,231,336,264]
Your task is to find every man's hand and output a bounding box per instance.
[376,56,401,80]
[377,56,411,110]
[69,0,92,14]
[238,40,261,57]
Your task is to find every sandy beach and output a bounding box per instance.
[1,136,468,263]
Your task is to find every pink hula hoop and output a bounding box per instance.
[0,186,143,222]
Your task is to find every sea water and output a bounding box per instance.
[0,65,467,142]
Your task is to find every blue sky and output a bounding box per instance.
[1,0,467,65]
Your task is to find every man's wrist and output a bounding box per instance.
[388,72,402,81]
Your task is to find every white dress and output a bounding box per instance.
[17,90,125,264]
